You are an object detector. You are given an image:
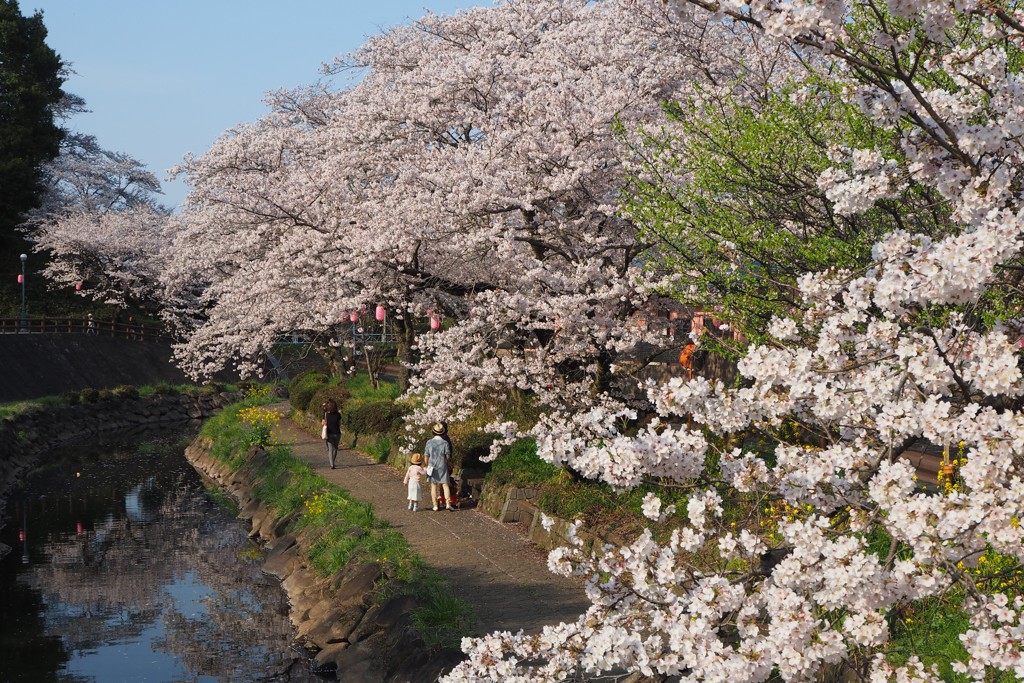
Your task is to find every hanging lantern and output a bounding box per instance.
[17,274,23,284]
[349,310,358,323]
[75,282,82,291]
[375,305,385,321]
[430,315,440,331]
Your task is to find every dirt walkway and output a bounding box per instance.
[269,405,589,636]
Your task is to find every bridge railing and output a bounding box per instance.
[0,318,171,341]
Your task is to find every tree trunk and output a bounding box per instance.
[394,314,416,392]
[365,343,380,390]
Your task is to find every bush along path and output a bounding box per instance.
[268,402,589,637]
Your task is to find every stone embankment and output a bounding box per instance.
[0,390,241,557]
[185,437,462,682]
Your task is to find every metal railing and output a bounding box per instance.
[0,317,170,341]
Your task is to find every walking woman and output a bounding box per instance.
[322,400,342,469]
[424,422,453,510]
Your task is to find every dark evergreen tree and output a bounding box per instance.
[0,0,65,313]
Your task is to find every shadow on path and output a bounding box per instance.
[270,403,589,636]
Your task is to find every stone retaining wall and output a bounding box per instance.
[185,437,462,682]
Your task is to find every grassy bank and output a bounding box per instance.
[0,381,241,421]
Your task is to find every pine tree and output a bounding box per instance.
[0,0,65,312]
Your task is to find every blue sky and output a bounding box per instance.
[26,0,488,209]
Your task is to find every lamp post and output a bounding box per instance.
[19,253,27,332]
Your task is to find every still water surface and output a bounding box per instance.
[0,425,323,682]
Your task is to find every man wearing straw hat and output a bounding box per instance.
[424,422,454,511]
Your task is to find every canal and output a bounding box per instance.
[0,424,324,682]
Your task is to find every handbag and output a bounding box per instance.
[321,424,328,440]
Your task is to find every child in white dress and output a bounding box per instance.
[403,453,425,512]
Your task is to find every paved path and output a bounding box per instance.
[269,405,589,636]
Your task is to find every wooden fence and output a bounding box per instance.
[0,317,170,341]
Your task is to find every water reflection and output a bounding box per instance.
[0,426,323,682]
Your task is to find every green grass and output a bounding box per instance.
[0,382,244,420]
[411,579,479,647]
[344,373,401,401]
[365,436,392,463]
[885,594,1018,683]
[0,395,65,421]
[486,438,560,486]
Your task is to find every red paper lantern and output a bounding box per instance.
[375,305,385,321]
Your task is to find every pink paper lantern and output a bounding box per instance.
[75,282,82,291]
[17,274,23,284]
[375,305,385,321]
[430,315,440,331]
[349,311,358,322]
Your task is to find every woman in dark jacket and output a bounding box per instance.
[322,400,342,469]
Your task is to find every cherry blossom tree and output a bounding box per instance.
[24,126,172,311]
[445,1,1024,681]
[30,205,175,310]
[167,0,798,433]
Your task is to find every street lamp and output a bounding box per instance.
[19,253,27,332]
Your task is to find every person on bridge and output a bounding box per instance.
[321,400,342,469]
[404,453,425,512]
[424,422,453,511]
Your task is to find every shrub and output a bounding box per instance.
[112,384,139,399]
[97,388,114,401]
[288,371,330,412]
[62,390,80,405]
[309,385,351,417]
[79,387,100,403]
[342,398,408,436]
